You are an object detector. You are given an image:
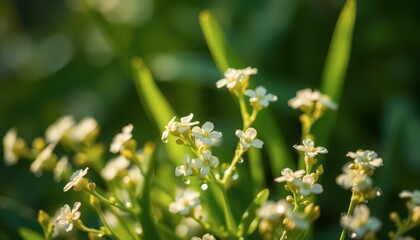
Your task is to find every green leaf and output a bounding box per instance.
[314,0,357,146]
[131,57,185,164]
[237,188,269,237]
[18,228,44,240]
[199,10,294,191]
[199,10,244,73]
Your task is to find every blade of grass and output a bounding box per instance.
[199,10,294,188]
[131,57,185,164]
[314,0,357,146]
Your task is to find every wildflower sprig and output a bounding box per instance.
[388,190,420,239]
[337,149,384,240]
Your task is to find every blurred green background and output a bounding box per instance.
[1,0,419,239]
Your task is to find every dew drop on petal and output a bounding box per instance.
[348,232,357,239]
[232,173,239,181]
[201,183,208,191]
[183,178,191,185]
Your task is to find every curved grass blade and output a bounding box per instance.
[237,188,269,237]
[315,0,357,146]
[131,57,185,164]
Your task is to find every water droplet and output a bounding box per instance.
[340,212,347,217]
[364,200,369,204]
[98,233,104,237]
[201,183,208,191]
[135,227,143,234]
[238,158,244,163]
[183,178,191,185]
[232,173,239,181]
[125,202,132,208]
[348,232,357,239]
[376,189,382,197]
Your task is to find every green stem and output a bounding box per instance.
[210,173,237,234]
[95,205,121,240]
[339,193,357,240]
[91,190,132,213]
[221,148,244,184]
[238,94,250,128]
[192,215,228,238]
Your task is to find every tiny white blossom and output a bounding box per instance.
[101,156,130,180]
[30,143,56,177]
[288,88,336,110]
[258,199,291,221]
[54,156,70,182]
[274,168,306,183]
[71,117,98,142]
[293,139,327,158]
[193,150,219,177]
[169,189,201,216]
[191,233,216,240]
[175,154,194,177]
[295,175,323,196]
[110,124,133,153]
[236,128,263,149]
[340,204,381,239]
[176,113,200,133]
[399,190,420,205]
[346,150,383,169]
[245,86,278,108]
[56,202,82,232]
[336,164,372,192]
[3,128,18,166]
[63,167,89,192]
[192,122,222,145]
[216,67,257,90]
[45,116,75,143]
[162,116,177,143]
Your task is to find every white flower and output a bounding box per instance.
[236,128,263,149]
[245,86,278,108]
[216,67,257,90]
[175,154,194,177]
[336,164,372,192]
[346,150,383,169]
[288,88,337,110]
[193,150,219,177]
[293,139,327,158]
[56,202,82,232]
[169,189,201,216]
[45,116,75,143]
[162,116,177,143]
[110,124,133,153]
[63,167,89,192]
[295,175,323,197]
[54,156,70,182]
[192,122,222,145]
[399,190,420,205]
[3,128,18,166]
[258,199,291,221]
[274,168,306,183]
[101,155,131,180]
[30,143,56,177]
[340,204,381,239]
[191,233,216,240]
[71,117,98,142]
[176,113,200,133]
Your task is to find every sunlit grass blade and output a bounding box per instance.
[131,57,185,164]
[199,9,294,189]
[314,0,357,145]
[237,188,269,237]
[199,10,244,72]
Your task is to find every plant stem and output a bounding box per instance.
[339,193,357,240]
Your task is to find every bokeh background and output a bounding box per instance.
[1,0,419,239]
